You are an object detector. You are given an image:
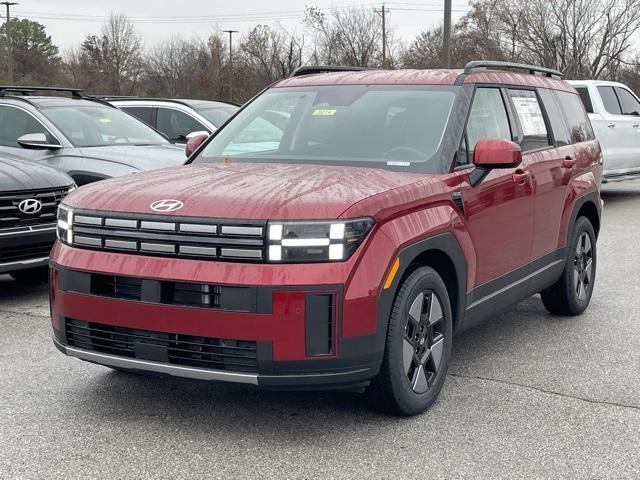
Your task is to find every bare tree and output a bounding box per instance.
[241,25,303,84]
[304,6,388,67]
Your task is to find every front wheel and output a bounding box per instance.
[541,216,597,315]
[368,266,453,416]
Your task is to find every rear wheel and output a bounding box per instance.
[541,216,596,315]
[368,267,453,416]
[10,266,49,284]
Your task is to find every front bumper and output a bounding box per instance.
[0,225,56,274]
[49,238,397,389]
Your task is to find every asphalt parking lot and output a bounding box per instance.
[1,182,639,480]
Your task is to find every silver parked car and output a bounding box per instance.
[103,97,239,144]
[0,86,185,185]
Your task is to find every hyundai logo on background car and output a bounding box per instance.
[18,198,43,215]
[150,199,184,212]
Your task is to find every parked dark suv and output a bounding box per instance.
[1,156,74,282]
[50,62,602,415]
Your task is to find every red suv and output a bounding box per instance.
[50,61,602,415]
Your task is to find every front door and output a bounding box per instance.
[458,87,535,306]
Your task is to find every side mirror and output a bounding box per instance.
[185,132,209,157]
[17,133,62,150]
[469,139,522,187]
[473,138,522,169]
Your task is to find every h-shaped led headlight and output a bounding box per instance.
[57,204,74,245]
[267,217,374,263]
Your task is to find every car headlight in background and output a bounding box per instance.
[57,204,74,244]
[267,218,374,262]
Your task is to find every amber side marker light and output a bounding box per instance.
[383,258,400,289]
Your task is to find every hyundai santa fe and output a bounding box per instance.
[50,61,603,415]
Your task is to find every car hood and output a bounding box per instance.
[75,144,185,171]
[0,156,73,192]
[64,162,428,219]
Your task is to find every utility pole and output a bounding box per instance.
[223,29,238,103]
[1,2,18,83]
[375,4,388,69]
[443,0,452,68]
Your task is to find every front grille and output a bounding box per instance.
[70,209,266,262]
[0,241,53,263]
[65,318,258,373]
[0,186,69,229]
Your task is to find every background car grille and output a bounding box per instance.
[0,186,69,230]
[71,210,266,262]
[65,318,258,373]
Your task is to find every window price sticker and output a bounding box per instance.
[511,96,546,136]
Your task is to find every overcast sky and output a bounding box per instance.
[9,1,471,52]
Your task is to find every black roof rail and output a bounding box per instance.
[289,65,371,78]
[0,86,84,98]
[464,61,563,79]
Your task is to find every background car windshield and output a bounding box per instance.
[198,106,239,127]
[195,86,456,166]
[41,106,169,147]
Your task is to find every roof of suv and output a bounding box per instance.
[0,96,114,109]
[276,68,575,93]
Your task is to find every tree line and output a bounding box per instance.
[1,1,640,103]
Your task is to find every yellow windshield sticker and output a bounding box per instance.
[312,108,337,116]
[99,117,112,123]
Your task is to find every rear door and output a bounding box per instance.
[595,85,639,175]
[459,87,535,299]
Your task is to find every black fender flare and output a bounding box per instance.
[566,190,601,243]
[375,232,467,355]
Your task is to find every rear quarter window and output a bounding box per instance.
[538,89,571,146]
[556,91,595,143]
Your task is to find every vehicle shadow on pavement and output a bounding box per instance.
[59,297,556,433]
[0,275,48,304]
[600,185,640,207]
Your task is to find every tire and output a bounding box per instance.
[368,266,453,416]
[540,216,596,316]
[10,266,49,284]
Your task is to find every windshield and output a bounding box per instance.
[198,105,239,127]
[194,85,457,169]
[41,105,169,147]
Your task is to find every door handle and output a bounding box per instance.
[512,169,530,185]
[633,124,640,128]
[563,156,577,168]
[607,123,616,128]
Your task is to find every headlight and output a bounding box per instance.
[267,217,374,263]
[57,204,74,244]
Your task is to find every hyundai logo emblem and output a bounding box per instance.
[150,199,184,212]
[18,198,43,215]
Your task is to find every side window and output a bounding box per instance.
[575,87,594,114]
[615,87,640,116]
[508,89,551,151]
[122,107,154,127]
[156,108,208,142]
[0,106,55,148]
[539,89,571,146]
[598,86,622,115]
[459,88,511,165]
[555,91,595,143]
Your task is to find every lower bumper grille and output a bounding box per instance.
[65,319,258,373]
[0,241,53,263]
